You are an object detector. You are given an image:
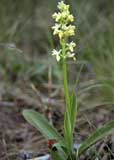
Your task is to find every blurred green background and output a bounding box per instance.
[0,0,114,107]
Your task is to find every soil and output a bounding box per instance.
[0,82,114,160]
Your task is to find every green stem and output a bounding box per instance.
[63,58,70,109]
[62,41,73,159]
[62,41,70,111]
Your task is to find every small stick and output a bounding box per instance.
[0,101,14,107]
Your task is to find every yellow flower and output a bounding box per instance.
[67,41,76,52]
[64,25,75,37]
[52,49,61,61]
[52,11,70,23]
[66,52,76,61]
[67,52,75,58]
[52,23,60,35]
[68,14,74,22]
[61,24,67,30]
[57,1,69,11]
[52,12,61,22]
[61,10,69,19]
[52,12,58,20]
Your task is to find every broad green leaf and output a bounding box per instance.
[23,109,64,143]
[78,120,114,155]
[70,92,77,132]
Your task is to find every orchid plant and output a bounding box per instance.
[23,1,114,160]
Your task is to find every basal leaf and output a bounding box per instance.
[51,143,68,160]
[23,109,64,143]
[78,120,114,155]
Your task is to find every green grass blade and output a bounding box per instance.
[23,109,64,142]
[78,120,114,155]
[70,92,77,132]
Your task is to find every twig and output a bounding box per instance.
[0,101,14,107]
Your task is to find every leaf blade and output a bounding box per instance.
[78,120,114,155]
[51,143,68,160]
[23,109,64,142]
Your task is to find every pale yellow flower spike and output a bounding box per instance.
[52,1,76,61]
